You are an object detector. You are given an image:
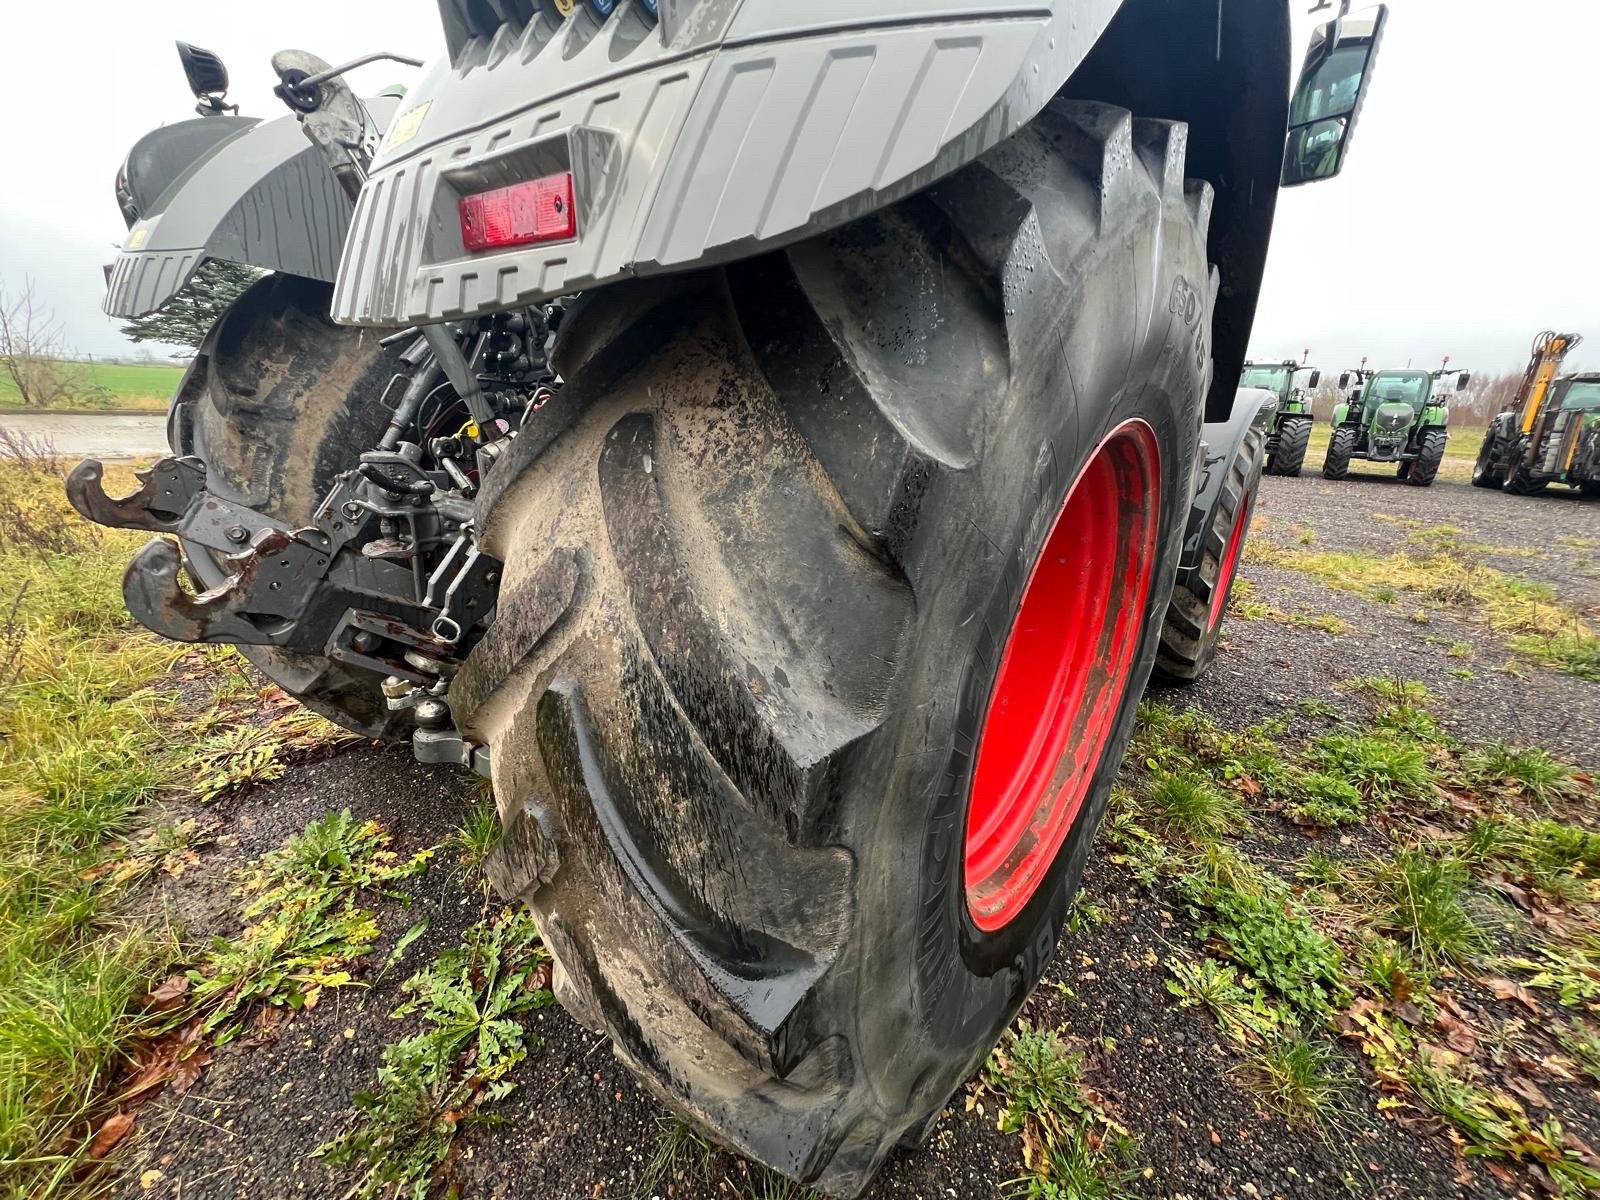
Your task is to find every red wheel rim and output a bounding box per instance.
[964,421,1161,933]
[1208,493,1254,629]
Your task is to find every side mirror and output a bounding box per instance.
[1339,372,1351,389]
[1282,6,1388,186]
[1457,371,1471,391]
[1307,369,1322,389]
[177,42,230,97]
[177,42,237,115]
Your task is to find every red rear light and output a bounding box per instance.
[459,173,576,252]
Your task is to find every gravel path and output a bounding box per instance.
[112,473,1598,1200]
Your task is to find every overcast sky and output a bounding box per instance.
[0,0,1595,377]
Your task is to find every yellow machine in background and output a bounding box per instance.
[1473,331,1600,496]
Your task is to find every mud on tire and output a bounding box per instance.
[458,101,1213,1196]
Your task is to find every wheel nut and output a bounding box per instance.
[224,525,249,544]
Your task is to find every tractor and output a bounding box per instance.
[1322,363,1469,486]
[1474,331,1600,497]
[72,3,1391,1193]
[1238,358,1320,475]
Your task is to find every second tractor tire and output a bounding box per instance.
[1408,427,1447,487]
[1323,426,1357,479]
[168,274,408,737]
[456,100,1213,1196]
[1268,415,1311,477]
[1155,424,1265,683]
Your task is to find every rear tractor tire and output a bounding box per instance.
[1156,424,1265,683]
[1267,415,1311,477]
[459,100,1214,1196]
[1504,463,1549,496]
[1407,428,1447,487]
[1322,426,1357,480]
[168,274,411,736]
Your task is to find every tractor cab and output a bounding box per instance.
[1555,375,1600,413]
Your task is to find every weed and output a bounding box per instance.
[1358,936,1429,1001]
[1236,1031,1350,1126]
[1166,958,1288,1043]
[1495,940,1600,1008]
[1295,851,1348,889]
[1557,1021,1600,1082]
[318,911,553,1198]
[986,1024,1139,1200]
[1447,642,1473,658]
[1363,848,1484,968]
[1448,668,1475,680]
[1408,1057,1600,1198]
[1298,697,1338,720]
[1286,772,1367,828]
[1294,612,1350,635]
[1345,676,1430,706]
[1067,894,1112,933]
[1146,772,1246,842]
[186,811,433,1041]
[1310,733,1432,803]
[1176,848,1347,1020]
[1372,586,1397,604]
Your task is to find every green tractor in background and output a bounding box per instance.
[1239,358,1321,475]
[1322,364,1470,486]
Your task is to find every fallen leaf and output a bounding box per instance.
[143,976,191,1013]
[1434,1013,1479,1057]
[1479,976,1541,1013]
[1507,1075,1550,1108]
[1541,1054,1579,1082]
[88,1112,135,1159]
[1394,1001,1425,1028]
[139,1169,164,1191]
[169,1047,212,1095]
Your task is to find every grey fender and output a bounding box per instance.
[331,0,1292,428]
[1179,387,1274,573]
[104,96,399,320]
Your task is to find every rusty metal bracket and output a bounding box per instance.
[123,537,278,645]
[66,456,206,532]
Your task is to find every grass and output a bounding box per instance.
[1362,848,1484,968]
[1236,1031,1350,1127]
[1244,538,1600,681]
[0,360,182,413]
[0,455,193,1193]
[1309,732,1433,803]
[1144,771,1245,841]
[1462,743,1578,806]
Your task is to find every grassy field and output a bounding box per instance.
[0,361,182,414]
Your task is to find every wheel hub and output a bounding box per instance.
[964,421,1161,933]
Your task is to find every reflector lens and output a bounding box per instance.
[459,173,577,252]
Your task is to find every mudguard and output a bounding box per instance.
[331,0,1135,327]
[104,96,399,320]
[1179,387,1274,573]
